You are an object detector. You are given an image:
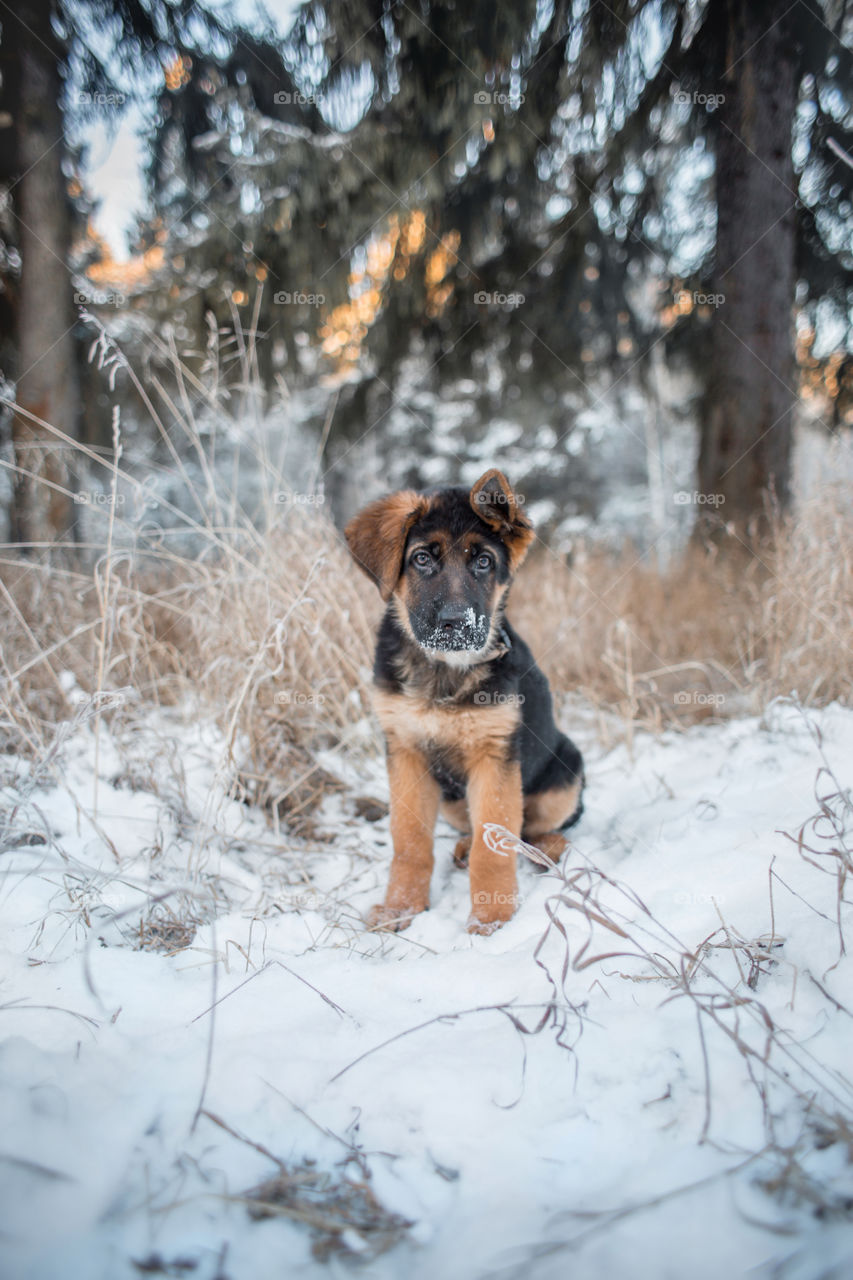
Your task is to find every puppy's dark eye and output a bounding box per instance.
[412,549,432,569]
[475,552,494,571]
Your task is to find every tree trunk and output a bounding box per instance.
[11,0,78,547]
[697,0,799,540]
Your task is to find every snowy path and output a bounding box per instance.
[1,700,852,1280]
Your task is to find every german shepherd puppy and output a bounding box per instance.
[345,468,584,934]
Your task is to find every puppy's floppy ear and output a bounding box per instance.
[345,490,429,601]
[469,468,534,570]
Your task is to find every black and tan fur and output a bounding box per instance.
[346,468,584,934]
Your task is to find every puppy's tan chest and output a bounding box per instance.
[372,688,520,757]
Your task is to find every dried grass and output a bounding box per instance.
[136,904,199,955]
[4,493,851,772]
[1,315,381,839]
[203,1109,412,1262]
[520,747,853,1225]
[511,491,853,743]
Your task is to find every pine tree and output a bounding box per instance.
[0,0,295,545]
[142,1,853,537]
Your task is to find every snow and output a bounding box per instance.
[1,697,852,1279]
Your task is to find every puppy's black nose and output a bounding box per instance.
[437,604,471,630]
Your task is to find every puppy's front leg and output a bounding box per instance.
[466,756,523,934]
[369,742,440,931]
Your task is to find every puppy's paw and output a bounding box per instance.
[466,887,518,934]
[452,836,471,868]
[529,831,569,867]
[466,913,505,936]
[366,902,424,932]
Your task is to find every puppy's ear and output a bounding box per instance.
[345,490,429,601]
[469,469,534,570]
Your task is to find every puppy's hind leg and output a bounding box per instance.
[522,772,584,866]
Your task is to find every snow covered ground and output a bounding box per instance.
[1,696,852,1280]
